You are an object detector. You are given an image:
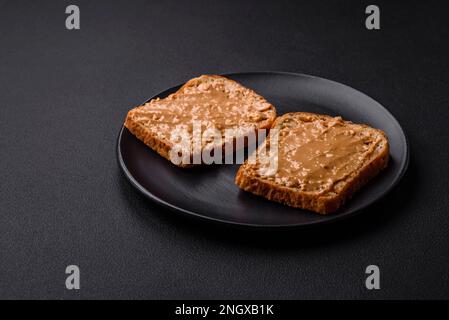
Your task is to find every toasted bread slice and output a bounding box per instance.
[235,112,389,214]
[124,75,276,167]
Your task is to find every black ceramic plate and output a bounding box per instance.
[117,72,409,228]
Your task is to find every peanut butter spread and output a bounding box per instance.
[130,76,275,148]
[256,114,384,194]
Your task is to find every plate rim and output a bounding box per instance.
[116,71,410,228]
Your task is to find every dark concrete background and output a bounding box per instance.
[0,0,448,299]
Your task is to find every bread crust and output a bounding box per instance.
[124,75,277,167]
[235,112,389,214]
[124,115,180,164]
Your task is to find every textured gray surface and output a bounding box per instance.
[0,0,448,299]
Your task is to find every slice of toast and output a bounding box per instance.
[235,112,389,214]
[124,75,276,167]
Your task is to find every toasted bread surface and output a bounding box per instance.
[235,112,389,214]
[124,75,276,167]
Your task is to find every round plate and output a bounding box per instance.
[117,72,409,228]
